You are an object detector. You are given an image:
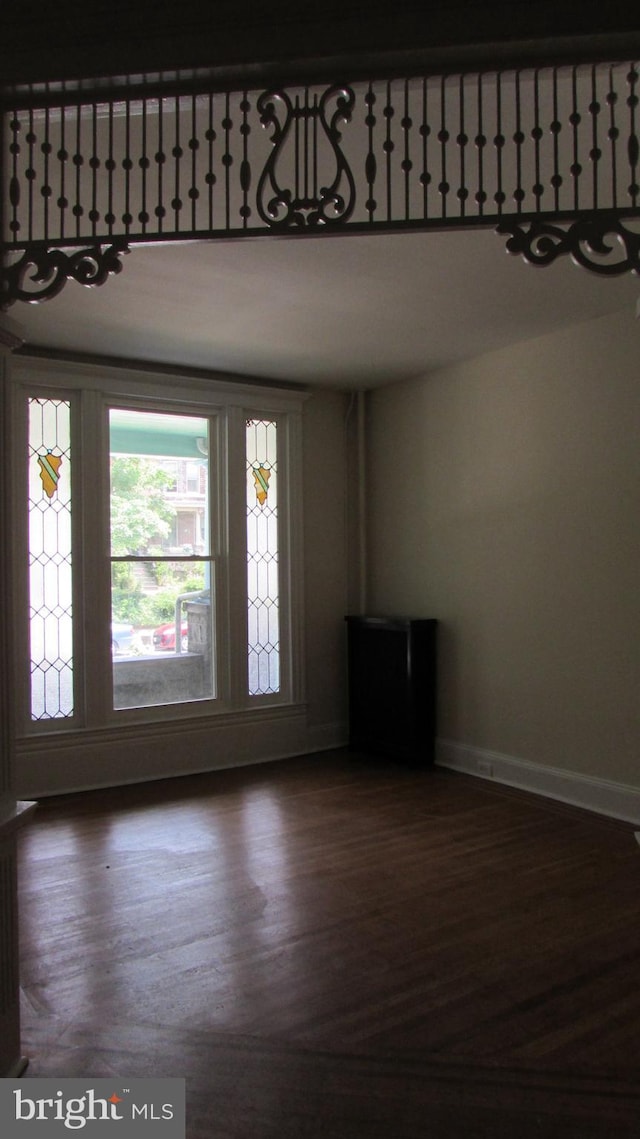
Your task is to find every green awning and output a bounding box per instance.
[109,409,208,458]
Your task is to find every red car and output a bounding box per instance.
[152,619,188,651]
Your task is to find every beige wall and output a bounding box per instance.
[367,306,640,786]
[302,389,351,739]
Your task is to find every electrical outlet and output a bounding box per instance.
[477,760,493,778]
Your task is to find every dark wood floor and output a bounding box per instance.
[16,750,640,1136]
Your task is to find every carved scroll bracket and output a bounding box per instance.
[0,242,130,309]
[497,214,640,276]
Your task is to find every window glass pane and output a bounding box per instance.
[109,409,214,710]
[109,409,209,557]
[111,560,214,709]
[28,397,73,720]
[246,419,279,696]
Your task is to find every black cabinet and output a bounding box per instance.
[345,616,437,766]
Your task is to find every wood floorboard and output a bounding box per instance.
[16,750,640,1135]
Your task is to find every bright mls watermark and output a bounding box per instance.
[0,1078,185,1137]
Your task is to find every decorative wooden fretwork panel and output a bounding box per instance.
[2,60,640,304]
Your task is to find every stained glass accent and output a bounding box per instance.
[28,398,73,720]
[37,453,63,499]
[252,465,271,506]
[246,419,279,696]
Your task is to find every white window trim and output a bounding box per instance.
[9,353,308,742]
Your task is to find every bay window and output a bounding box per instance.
[12,357,305,755]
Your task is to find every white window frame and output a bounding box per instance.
[9,354,306,739]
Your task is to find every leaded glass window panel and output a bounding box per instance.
[246,419,279,696]
[28,397,73,720]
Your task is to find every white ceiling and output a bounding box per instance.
[8,227,640,389]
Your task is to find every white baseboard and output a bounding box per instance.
[436,738,640,825]
[15,710,351,798]
[304,721,349,753]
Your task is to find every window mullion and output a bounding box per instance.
[10,382,31,732]
[208,412,226,706]
[226,406,250,706]
[80,391,112,727]
[281,409,305,705]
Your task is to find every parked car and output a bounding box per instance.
[153,619,188,651]
[111,621,138,655]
